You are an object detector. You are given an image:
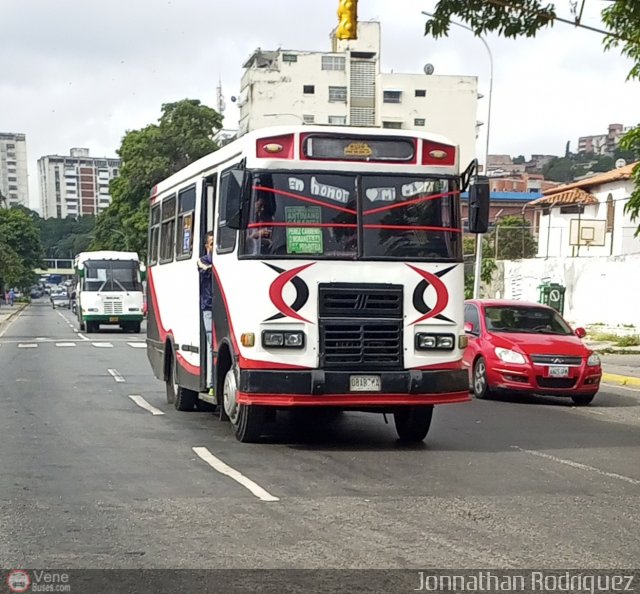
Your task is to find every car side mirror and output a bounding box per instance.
[464,322,475,334]
[575,327,586,339]
[468,176,490,234]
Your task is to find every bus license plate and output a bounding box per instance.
[548,365,569,378]
[349,375,381,392]
[109,316,118,322]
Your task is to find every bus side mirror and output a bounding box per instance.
[468,176,490,234]
[224,168,246,230]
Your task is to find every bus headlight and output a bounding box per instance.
[262,331,305,349]
[88,308,98,312]
[415,333,455,351]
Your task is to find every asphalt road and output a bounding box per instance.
[1,302,639,570]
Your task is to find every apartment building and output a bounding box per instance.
[0,133,29,208]
[238,21,479,166]
[38,148,120,219]
[578,123,632,157]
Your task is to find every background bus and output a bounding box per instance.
[75,251,145,333]
[146,126,488,442]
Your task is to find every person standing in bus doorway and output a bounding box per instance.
[197,231,214,394]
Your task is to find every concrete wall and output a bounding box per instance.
[490,254,640,328]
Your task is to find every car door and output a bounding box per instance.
[463,304,482,380]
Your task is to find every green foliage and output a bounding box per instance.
[621,126,640,231]
[463,235,496,298]
[591,156,615,173]
[513,155,526,165]
[91,99,222,258]
[542,157,575,182]
[38,215,96,258]
[0,207,42,290]
[492,216,537,260]
[602,1,640,81]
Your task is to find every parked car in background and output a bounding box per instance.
[463,300,602,406]
[51,292,70,309]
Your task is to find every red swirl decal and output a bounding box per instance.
[407,264,450,324]
[268,263,315,323]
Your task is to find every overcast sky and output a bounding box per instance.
[1,0,638,211]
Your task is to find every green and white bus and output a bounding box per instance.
[74,251,145,333]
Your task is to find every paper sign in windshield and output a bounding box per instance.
[366,187,396,202]
[285,206,323,254]
[311,177,350,204]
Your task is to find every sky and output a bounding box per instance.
[1,0,638,211]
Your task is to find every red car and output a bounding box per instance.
[463,299,602,406]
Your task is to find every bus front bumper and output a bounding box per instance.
[237,369,470,407]
[82,314,144,322]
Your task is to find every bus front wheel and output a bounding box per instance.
[393,405,434,442]
[222,366,264,443]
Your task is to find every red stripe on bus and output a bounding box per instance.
[363,224,462,233]
[364,190,460,216]
[248,222,357,229]
[237,391,470,407]
[253,185,356,215]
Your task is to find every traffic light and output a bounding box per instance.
[336,0,358,40]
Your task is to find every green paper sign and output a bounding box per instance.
[285,206,323,254]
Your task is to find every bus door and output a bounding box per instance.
[200,174,217,391]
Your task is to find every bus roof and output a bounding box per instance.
[75,251,140,266]
[151,125,461,200]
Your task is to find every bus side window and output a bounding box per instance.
[176,185,196,260]
[148,204,161,266]
[216,172,237,254]
[159,194,177,264]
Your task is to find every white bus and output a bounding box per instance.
[146,126,489,442]
[75,251,145,333]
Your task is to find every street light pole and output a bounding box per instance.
[422,12,494,298]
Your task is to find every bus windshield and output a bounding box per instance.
[83,260,142,292]
[240,172,461,261]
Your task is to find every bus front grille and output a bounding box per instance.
[104,300,124,315]
[318,283,404,370]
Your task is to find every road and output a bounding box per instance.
[1,302,639,572]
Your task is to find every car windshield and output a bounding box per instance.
[83,260,141,292]
[240,171,461,261]
[484,306,573,335]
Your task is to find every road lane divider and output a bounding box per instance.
[192,446,280,502]
[77,332,90,341]
[93,342,114,348]
[18,344,38,348]
[56,342,77,347]
[127,342,146,349]
[512,446,640,486]
[108,368,126,383]
[129,395,164,416]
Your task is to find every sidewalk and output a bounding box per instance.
[599,353,640,389]
[0,302,28,330]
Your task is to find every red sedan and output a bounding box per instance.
[463,299,601,405]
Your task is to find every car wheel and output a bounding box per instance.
[223,366,264,442]
[571,393,595,406]
[393,405,434,442]
[473,357,494,400]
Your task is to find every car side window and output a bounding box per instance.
[464,305,480,333]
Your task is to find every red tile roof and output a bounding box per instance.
[528,188,599,207]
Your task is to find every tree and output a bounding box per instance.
[513,155,525,165]
[424,0,640,230]
[91,99,223,257]
[491,215,537,260]
[543,157,574,182]
[463,235,497,298]
[0,208,43,291]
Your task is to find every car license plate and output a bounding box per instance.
[349,375,381,392]
[109,316,118,322]
[548,365,569,378]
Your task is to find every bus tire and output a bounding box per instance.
[132,321,141,333]
[166,353,196,411]
[222,366,264,443]
[393,405,434,442]
[86,321,97,333]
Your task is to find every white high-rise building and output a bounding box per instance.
[0,133,29,208]
[38,148,121,219]
[238,21,479,166]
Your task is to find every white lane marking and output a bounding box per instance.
[108,368,126,383]
[77,332,90,341]
[192,446,280,502]
[512,446,640,486]
[93,342,113,348]
[35,337,47,341]
[56,342,77,347]
[129,395,164,416]
[18,343,38,348]
[127,342,146,349]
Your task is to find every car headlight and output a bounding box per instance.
[415,333,455,351]
[262,330,305,349]
[495,347,526,364]
[587,353,601,367]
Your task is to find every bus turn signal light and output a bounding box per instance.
[241,333,255,347]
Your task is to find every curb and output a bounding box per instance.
[0,302,28,328]
[602,372,640,388]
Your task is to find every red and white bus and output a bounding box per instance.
[146,125,489,442]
